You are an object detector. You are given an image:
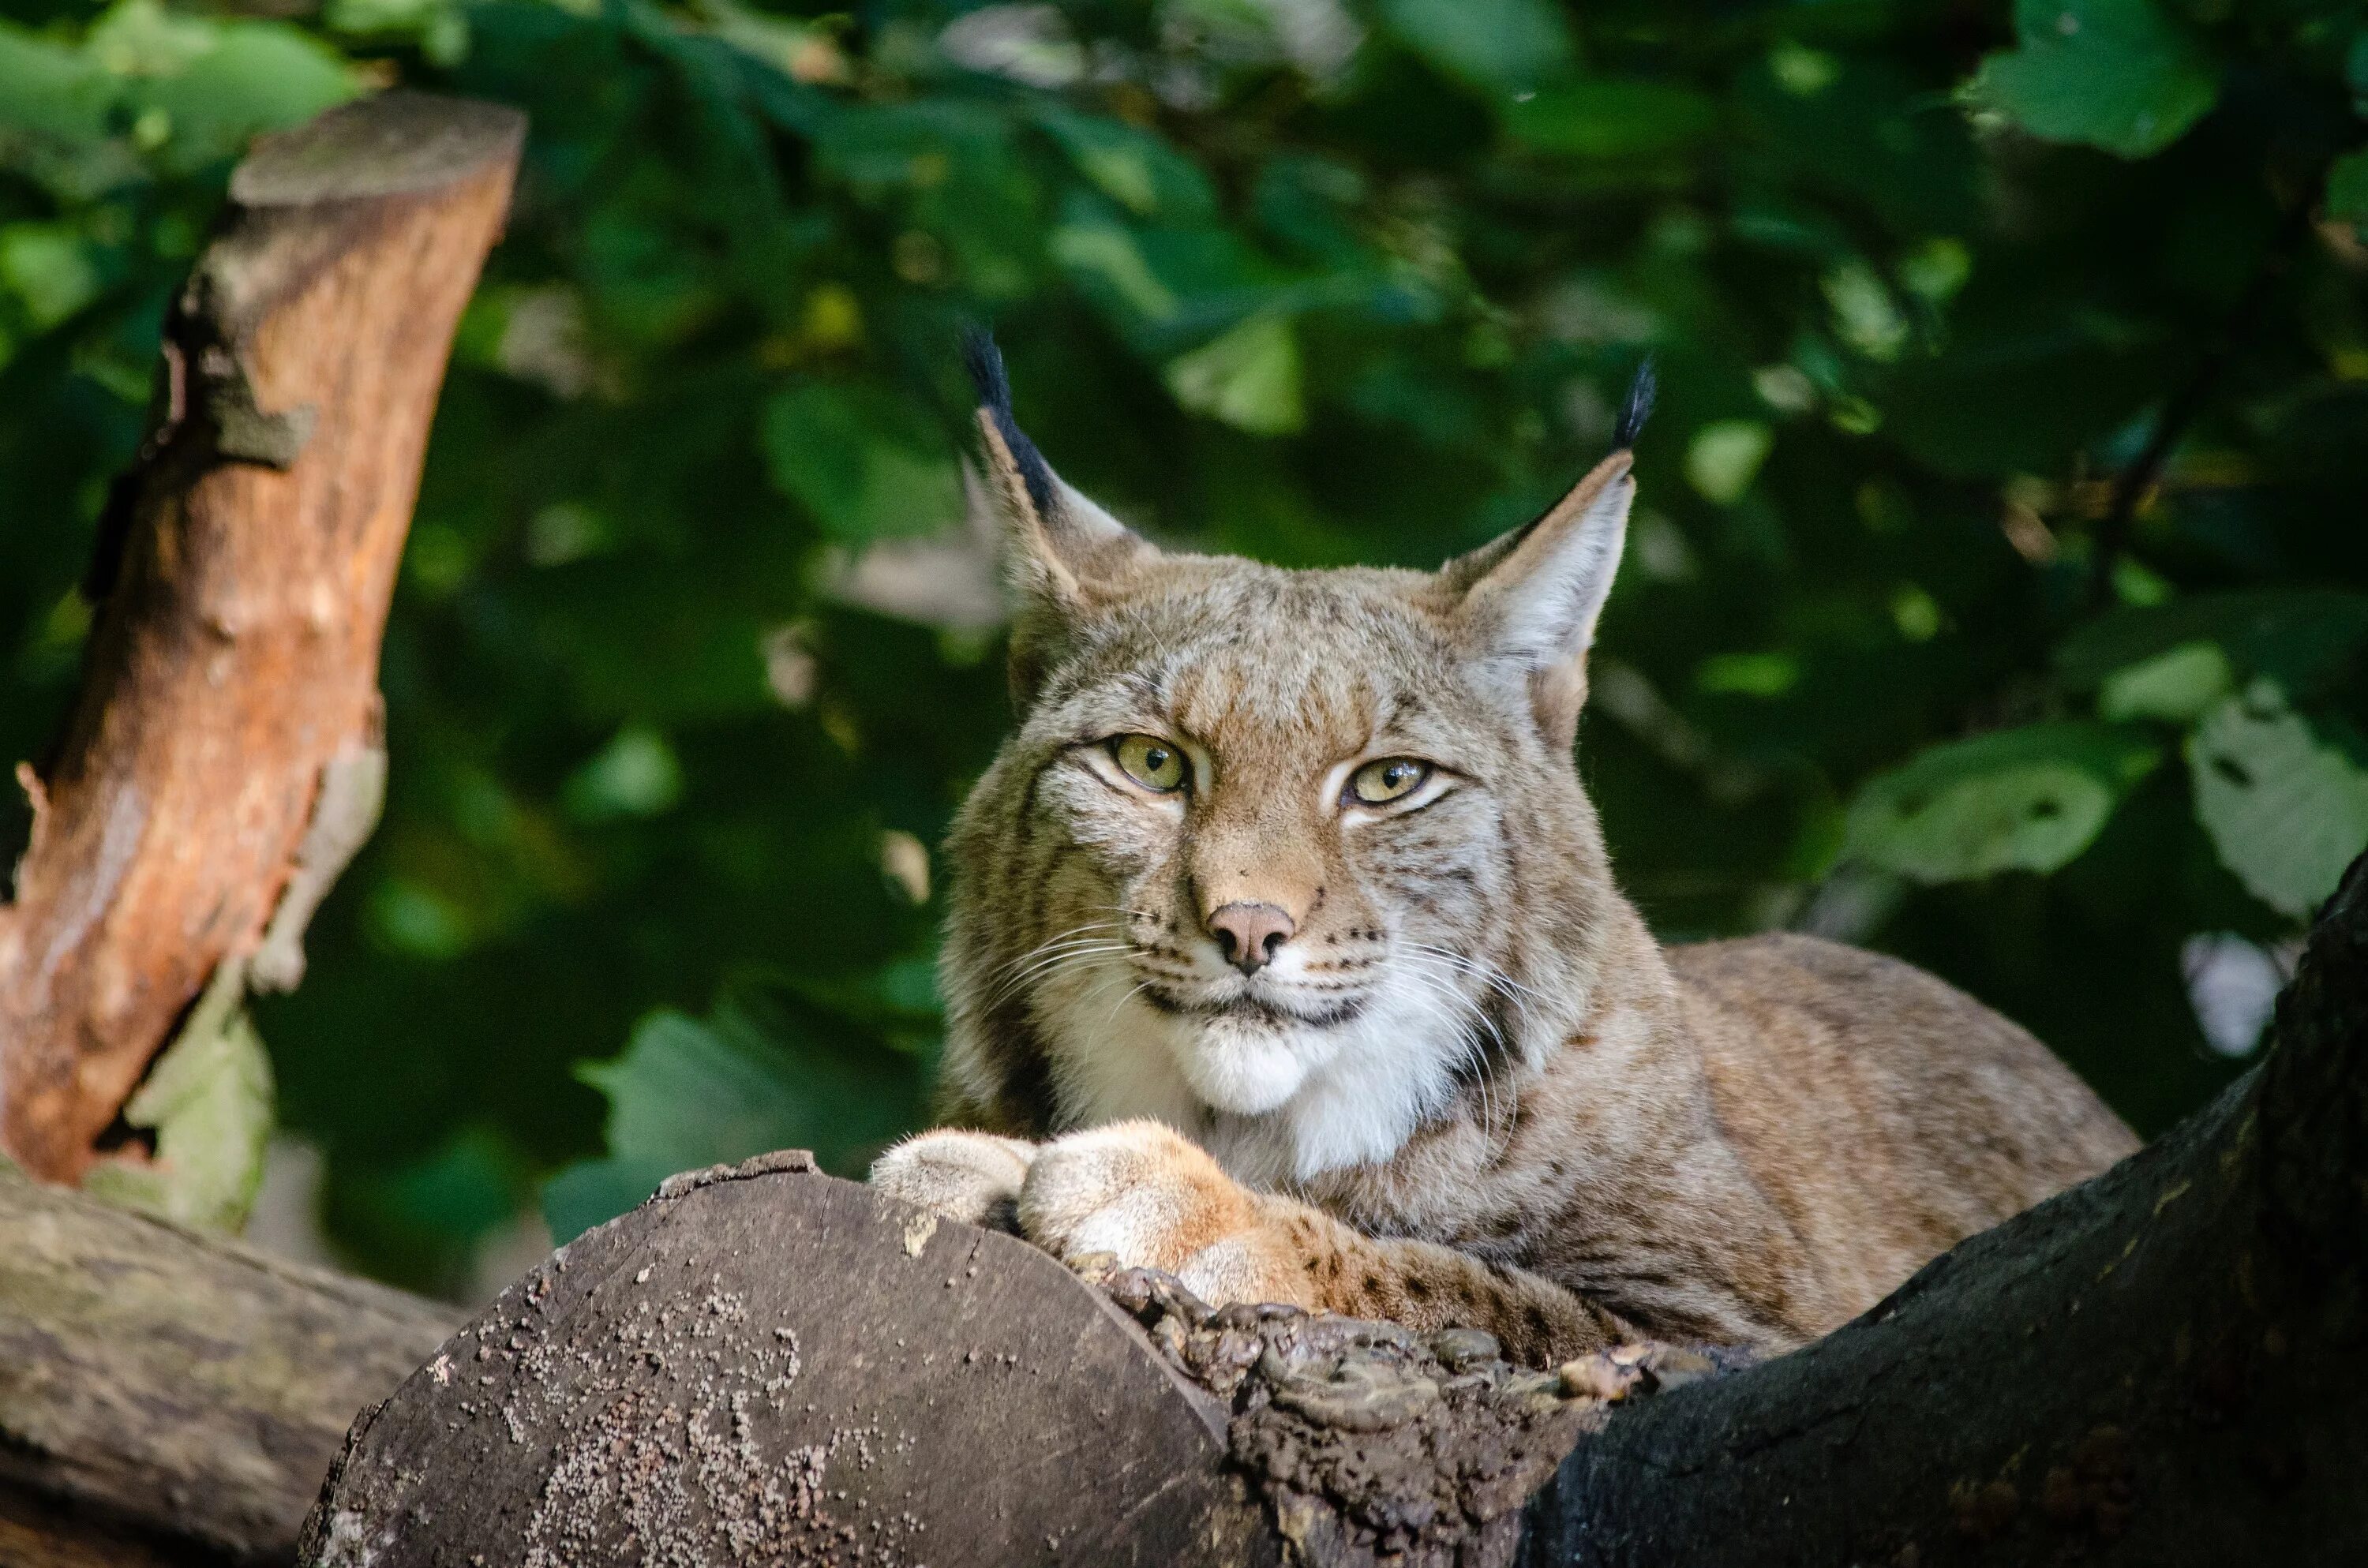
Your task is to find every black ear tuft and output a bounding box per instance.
[958,323,1011,414]
[1613,355,1657,450]
[960,324,1056,517]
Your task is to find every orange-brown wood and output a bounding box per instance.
[0,92,524,1182]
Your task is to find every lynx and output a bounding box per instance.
[870,334,2138,1364]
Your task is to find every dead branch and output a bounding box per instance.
[0,92,523,1183]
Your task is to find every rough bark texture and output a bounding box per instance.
[0,1162,454,1566]
[297,1148,1718,1568]
[1091,1265,1732,1566]
[299,1152,1287,1568]
[1516,848,2368,1566]
[0,91,524,1182]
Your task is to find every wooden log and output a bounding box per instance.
[296,1150,1697,1568]
[300,1153,1287,1568]
[0,92,525,1183]
[0,1162,454,1566]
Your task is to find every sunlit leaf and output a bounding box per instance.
[1966,0,2218,158]
[1847,723,2162,882]
[1050,218,1180,320]
[81,968,274,1232]
[1166,312,1305,436]
[543,982,925,1241]
[2058,593,2368,698]
[564,726,684,821]
[2189,681,2368,919]
[1684,421,1773,504]
[0,224,101,326]
[1377,0,1573,95]
[2098,641,2232,724]
[762,383,963,541]
[1036,107,1215,220]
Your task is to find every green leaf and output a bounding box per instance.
[1847,722,2163,882]
[563,725,684,821]
[1697,650,1798,698]
[0,24,113,147]
[1166,313,1305,436]
[81,966,274,1232]
[0,224,102,327]
[2058,592,2368,698]
[761,382,961,541]
[1036,108,1216,221]
[2327,149,2368,226]
[2097,640,2233,723]
[1501,80,1719,159]
[1966,0,2218,159]
[1685,421,1774,504]
[88,0,358,171]
[2189,681,2368,919]
[1050,218,1181,320]
[1823,260,1909,361]
[1378,0,1575,95]
[542,982,925,1241]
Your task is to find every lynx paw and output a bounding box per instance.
[869,1129,1038,1229]
[1016,1120,1314,1308]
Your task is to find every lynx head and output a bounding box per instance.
[939,332,1652,1183]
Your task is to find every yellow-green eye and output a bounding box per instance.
[1349,758,1431,806]
[1112,734,1187,792]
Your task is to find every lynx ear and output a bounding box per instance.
[961,327,1152,606]
[961,329,1155,705]
[1440,362,1653,751]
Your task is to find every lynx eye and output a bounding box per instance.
[1348,758,1430,806]
[1111,733,1187,792]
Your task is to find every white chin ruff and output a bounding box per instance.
[1038,958,1482,1184]
[1170,1017,1317,1115]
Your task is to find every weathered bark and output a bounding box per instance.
[299,1152,1290,1568]
[0,91,524,1182]
[297,1148,1682,1567]
[0,1162,453,1566]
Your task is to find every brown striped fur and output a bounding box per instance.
[871,353,2138,1364]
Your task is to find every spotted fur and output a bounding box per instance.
[871,339,2138,1364]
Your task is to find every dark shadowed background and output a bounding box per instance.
[2,0,2364,1297]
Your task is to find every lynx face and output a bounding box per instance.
[940,337,1643,1185]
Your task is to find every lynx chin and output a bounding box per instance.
[871,331,2138,1364]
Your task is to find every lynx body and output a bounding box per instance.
[872,340,2137,1363]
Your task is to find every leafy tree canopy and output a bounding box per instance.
[2,0,2364,1292]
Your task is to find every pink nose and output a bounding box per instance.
[1206,902,1296,975]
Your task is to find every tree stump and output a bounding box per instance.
[300,1153,1287,1567]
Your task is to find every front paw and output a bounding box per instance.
[870,1129,1039,1229]
[1016,1119,1264,1277]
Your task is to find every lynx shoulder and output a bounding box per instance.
[871,335,2137,1361]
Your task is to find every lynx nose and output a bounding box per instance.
[1207,902,1296,976]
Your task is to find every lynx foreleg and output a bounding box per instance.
[1017,1119,1632,1365]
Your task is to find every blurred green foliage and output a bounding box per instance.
[4,0,2366,1293]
